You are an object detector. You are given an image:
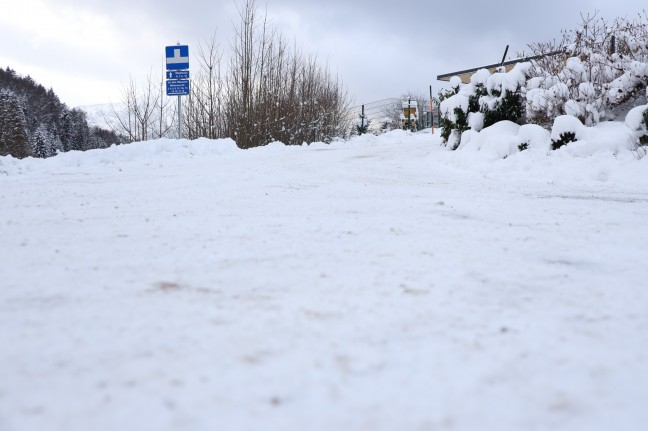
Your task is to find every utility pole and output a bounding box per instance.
[430,85,434,135]
[407,97,411,131]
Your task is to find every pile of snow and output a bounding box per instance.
[454,112,643,160]
[0,138,239,176]
[550,116,635,157]
[1,129,648,431]
[459,121,549,158]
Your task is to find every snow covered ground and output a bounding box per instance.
[1,130,647,431]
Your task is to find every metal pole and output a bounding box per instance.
[430,85,434,135]
[500,45,509,67]
[177,95,182,139]
[407,97,411,131]
[360,105,365,135]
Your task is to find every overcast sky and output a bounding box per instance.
[1,0,644,107]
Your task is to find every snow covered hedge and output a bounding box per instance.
[439,65,527,149]
[525,12,648,127]
[438,12,648,157]
[625,101,648,157]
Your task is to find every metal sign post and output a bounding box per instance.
[165,44,190,139]
[178,96,182,140]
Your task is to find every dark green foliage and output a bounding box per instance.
[89,126,122,148]
[59,111,71,152]
[640,108,648,146]
[438,87,458,103]
[453,107,469,135]
[482,91,523,128]
[468,83,487,113]
[0,67,121,158]
[33,129,48,158]
[551,131,577,150]
[0,90,31,158]
[355,115,369,135]
[518,142,529,151]
[440,116,453,142]
[69,109,89,151]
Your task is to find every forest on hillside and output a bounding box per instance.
[0,67,123,159]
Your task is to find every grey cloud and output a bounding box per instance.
[5,0,644,106]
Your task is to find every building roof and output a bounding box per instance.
[436,50,563,84]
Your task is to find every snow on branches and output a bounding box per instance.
[524,11,648,127]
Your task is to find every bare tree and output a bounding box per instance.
[225,0,350,148]
[524,10,648,126]
[186,31,225,139]
[110,0,351,147]
[110,72,167,142]
[155,72,175,139]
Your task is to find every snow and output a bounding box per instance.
[467,111,484,132]
[551,115,587,142]
[78,103,116,129]
[459,120,520,158]
[439,94,469,122]
[625,104,647,133]
[564,99,585,119]
[549,116,636,157]
[485,63,529,96]
[1,130,648,431]
[470,69,490,87]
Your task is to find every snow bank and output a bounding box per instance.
[551,116,636,157]
[0,138,238,175]
[456,121,550,159]
[0,124,645,185]
[3,122,648,431]
[459,121,521,159]
[449,114,639,160]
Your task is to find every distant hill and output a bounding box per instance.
[77,103,120,129]
[0,67,124,159]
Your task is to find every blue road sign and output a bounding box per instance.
[165,45,189,70]
[167,70,190,80]
[166,79,190,96]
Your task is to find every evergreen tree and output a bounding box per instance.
[48,122,63,154]
[59,110,72,152]
[0,89,31,158]
[1,67,119,156]
[33,127,48,158]
[69,109,89,151]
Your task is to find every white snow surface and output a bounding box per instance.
[1,130,648,431]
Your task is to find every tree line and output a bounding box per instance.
[0,68,123,159]
[112,0,352,149]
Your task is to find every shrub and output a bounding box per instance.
[525,12,648,127]
[640,108,648,146]
[551,131,577,150]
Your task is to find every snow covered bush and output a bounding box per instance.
[439,67,527,149]
[547,114,634,156]
[550,115,584,150]
[438,76,469,149]
[642,108,648,146]
[456,121,550,158]
[625,103,648,157]
[524,12,648,128]
[480,63,528,128]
